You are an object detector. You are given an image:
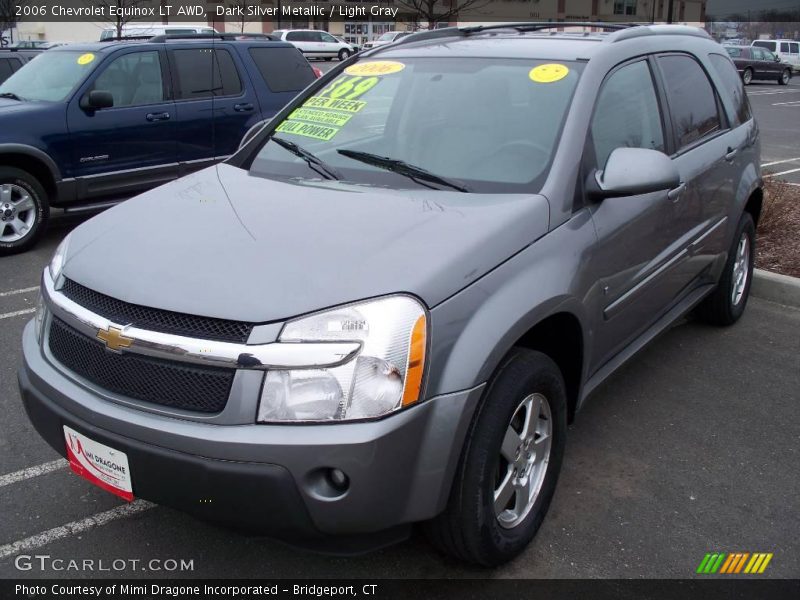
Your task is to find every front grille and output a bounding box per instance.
[48,318,234,413]
[61,278,253,343]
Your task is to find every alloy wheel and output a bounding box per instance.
[0,183,36,243]
[494,393,553,529]
[731,232,750,306]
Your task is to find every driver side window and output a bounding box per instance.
[93,51,164,108]
[590,60,665,170]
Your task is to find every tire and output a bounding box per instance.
[695,212,755,326]
[425,348,567,566]
[0,167,49,256]
[338,49,351,61]
[742,68,753,85]
[778,69,791,85]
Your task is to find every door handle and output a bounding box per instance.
[146,112,170,122]
[668,182,686,201]
[725,147,738,162]
[234,103,254,112]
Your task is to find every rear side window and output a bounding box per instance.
[657,55,721,151]
[286,31,302,41]
[0,59,14,83]
[791,43,799,54]
[248,47,314,92]
[708,53,751,127]
[753,41,776,52]
[725,47,742,58]
[171,48,242,100]
[590,60,665,169]
[780,42,791,53]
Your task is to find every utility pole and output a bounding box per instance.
[667,0,674,23]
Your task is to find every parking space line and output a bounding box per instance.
[0,500,155,560]
[762,157,800,167]
[0,286,39,298]
[0,308,35,320]
[764,167,800,178]
[772,100,800,106]
[0,459,67,488]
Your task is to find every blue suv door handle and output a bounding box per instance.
[146,112,171,122]
[234,103,254,112]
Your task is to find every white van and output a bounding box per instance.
[752,39,800,72]
[100,24,217,41]
[271,29,355,61]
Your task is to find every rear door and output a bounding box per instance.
[66,47,177,200]
[168,45,259,170]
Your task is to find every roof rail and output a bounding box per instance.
[609,24,712,42]
[393,22,639,46]
[148,33,277,43]
[100,35,153,42]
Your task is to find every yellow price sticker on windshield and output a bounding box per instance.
[345,61,405,76]
[529,63,569,83]
[77,53,95,66]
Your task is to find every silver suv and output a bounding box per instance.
[19,23,762,566]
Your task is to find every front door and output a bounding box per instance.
[66,47,177,200]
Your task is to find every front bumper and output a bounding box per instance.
[19,320,483,546]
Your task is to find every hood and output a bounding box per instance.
[62,164,550,323]
[0,98,51,115]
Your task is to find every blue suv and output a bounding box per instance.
[0,36,316,254]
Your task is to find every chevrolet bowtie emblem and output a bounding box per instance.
[97,326,133,351]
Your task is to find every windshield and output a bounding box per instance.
[378,32,397,41]
[0,51,97,101]
[248,57,582,193]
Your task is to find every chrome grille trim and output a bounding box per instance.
[43,270,361,370]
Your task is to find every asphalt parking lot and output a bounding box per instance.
[747,77,800,184]
[0,62,798,580]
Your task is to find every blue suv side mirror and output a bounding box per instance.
[80,90,114,111]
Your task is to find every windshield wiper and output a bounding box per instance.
[0,92,24,101]
[337,149,469,193]
[270,136,342,181]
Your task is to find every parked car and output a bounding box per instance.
[0,35,316,254]
[751,38,800,72]
[0,49,40,85]
[19,23,762,566]
[271,29,355,61]
[361,30,412,50]
[99,24,217,41]
[8,40,53,49]
[726,45,792,85]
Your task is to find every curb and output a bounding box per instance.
[752,269,800,308]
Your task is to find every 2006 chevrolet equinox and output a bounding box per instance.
[19,23,762,566]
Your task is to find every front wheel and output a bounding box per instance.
[0,167,50,256]
[338,49,351,61]
[778,69,791,85]
[742,68,753,85]
[695,212,755,326]
[425,349,567,566]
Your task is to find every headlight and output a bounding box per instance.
[258,296,427,423]
[34,290,46,342]
[48,234,71,281]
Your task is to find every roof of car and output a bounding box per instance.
[373,23,714,61]
[46,39,294,53]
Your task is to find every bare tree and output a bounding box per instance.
[84,0,157,39]
[226,0,258,34]
[0,0,24,46]
[395,0,492,30]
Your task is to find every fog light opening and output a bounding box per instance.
[305,467,351,500]
[328,468,349,492]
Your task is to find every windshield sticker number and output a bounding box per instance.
[275,120,339,141]
[529,63,569,83]
[319,75,379,101]
[77,53,95,66]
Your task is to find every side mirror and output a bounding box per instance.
[79,90,114,111]
[775,55,781,62]
[589,147,680,199]
[238,119,271,150]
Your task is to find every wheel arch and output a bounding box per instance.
[0,145,61,203]
[744,186,763,226]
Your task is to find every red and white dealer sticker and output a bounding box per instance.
[64,426,133,501]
